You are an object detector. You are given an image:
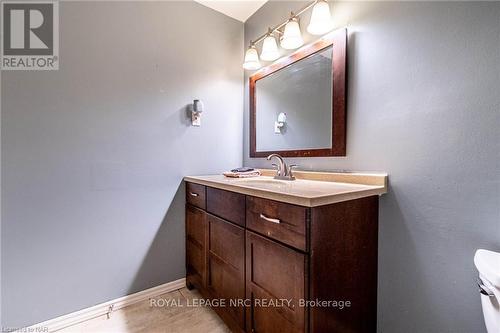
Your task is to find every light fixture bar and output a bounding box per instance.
[250,0,317,46]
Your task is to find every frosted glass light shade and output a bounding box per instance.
[280,18,304,50]
[307,0,333,35]
[260,35,280,61]
[243,45,261,70]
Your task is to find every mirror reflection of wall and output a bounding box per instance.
[255,46,333,152]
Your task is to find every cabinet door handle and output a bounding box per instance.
[259,213,280,224]
[189,192,199,197]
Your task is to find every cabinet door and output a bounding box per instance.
[246,231,307,333]
[207,214,246,331]
[186,204,208,290]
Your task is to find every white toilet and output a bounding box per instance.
[474,249,500,333]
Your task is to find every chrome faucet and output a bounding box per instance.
[267,154,297,180]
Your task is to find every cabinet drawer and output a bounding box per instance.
[246,196,308,251]
[186,182,206,209]
[207,187,245,227]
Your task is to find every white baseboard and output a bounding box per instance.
[21,278,186,332]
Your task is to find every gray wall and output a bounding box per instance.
[1,1,243,328]
[244,1,500,332]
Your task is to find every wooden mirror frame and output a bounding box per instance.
[249,28,347,158]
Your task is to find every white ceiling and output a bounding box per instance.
[194,0,268,22]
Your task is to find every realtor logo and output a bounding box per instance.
[1,1,59,70]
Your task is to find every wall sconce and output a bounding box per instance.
[274,112,287,134]
[191,99,204,126]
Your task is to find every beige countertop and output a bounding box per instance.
[184,170,388,207]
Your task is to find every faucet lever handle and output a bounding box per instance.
[287,164,299,178]
[271,163,280,174]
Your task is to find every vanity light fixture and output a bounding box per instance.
[243,43,261,70]
[307,0,334,35]
[260,30,280,61]
[281,16,304,50]
[242,0,335,70]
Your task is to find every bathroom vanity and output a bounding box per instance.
[183,28,381,332]
[184,170,387,332]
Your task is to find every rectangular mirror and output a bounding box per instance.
[250,29,347,158]
[255,46,333,152]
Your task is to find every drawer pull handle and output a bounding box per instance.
[259,213,280,224]
[189,192,199,197]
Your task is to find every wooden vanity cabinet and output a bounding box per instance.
[185,182,379,333]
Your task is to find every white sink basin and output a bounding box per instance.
[235,177,293,190]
